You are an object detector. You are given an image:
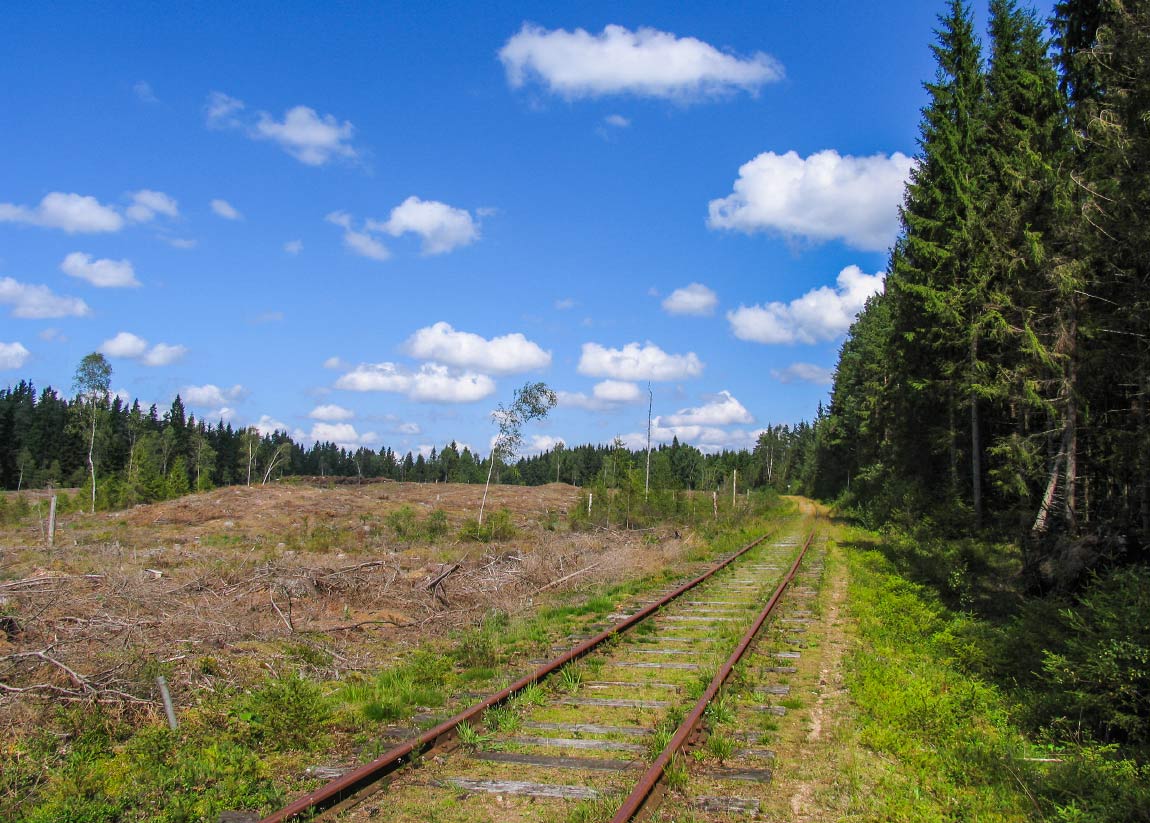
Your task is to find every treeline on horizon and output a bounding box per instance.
[0,377,817,508]
[811,0,1148,584]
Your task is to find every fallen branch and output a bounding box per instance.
[0,575,71,591]
[425,563,460,591]
[0,680,156,704]
[270,591,294,633]
[313,618,414,632]
[532,562,602,595]
[1,650,156,705]
[318,560,393,580]
[5,650,93,692]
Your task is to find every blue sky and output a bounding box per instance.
[1,1,972,457]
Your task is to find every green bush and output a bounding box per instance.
[12,710,282,823]
[232,674,332,752]
[1040,565,1150,745]
[385,505,419,540]
[1042,743,1150,822]
[458,509,516,542]
[424,508,449,539]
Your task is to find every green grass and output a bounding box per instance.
[843,531,1150,822]
[705,731,735,762]
[662,755,689,790]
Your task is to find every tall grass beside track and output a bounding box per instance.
[842,529,1150,822]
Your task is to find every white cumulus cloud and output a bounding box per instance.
[335,362,495,403]
[99,332,187,366]
[309,403,354,421]
[255,105,357,166]
[527,434,565,454]
[662,282,717,316]
[558,379,643,411]
[660,391,753,427]
[284,240,303,255]
[0,192,124,233]
[728,265,884,344]
[370,196,479,255]
[708,149,914,251]
[205,91,245,127]
[60,252,139,287]
[211,199,242,220]
[182,383,248,407]
[100,332,149,359]
[594,380,642,403]
[325,211,390,261]
[309,422,378,448]
[254,414,297,437]
[126,189,179,223]
[620,424,765,454]
[578,341,703,381]
[0,342,31,370]
[499,23,783,101]
[206,92,358,166]
[405,321,550,375]
[142,343,187,367]
[0,277,90,318]
[206,407,237,423]
[328,199,480,260]
[772,363,834,385]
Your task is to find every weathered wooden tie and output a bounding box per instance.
[475,751,639,772]
[447,777,599,800]
[694,796,761,814]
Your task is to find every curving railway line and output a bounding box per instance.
[256,516,824,823]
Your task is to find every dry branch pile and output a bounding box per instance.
[0,481,691,733]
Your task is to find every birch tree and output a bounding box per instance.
[479,381,556,525]
[72,353,111,513]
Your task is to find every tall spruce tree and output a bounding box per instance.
[886,0,986,522]
[975,0,1071,543]
[1054,0,1150,553]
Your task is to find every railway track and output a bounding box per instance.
[257,519,822,823]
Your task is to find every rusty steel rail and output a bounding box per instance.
[258,529,784,823]
[609,529,815,823]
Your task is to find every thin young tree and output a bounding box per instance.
[72,352,112,513]
[644,383,653,500]
[553,440,566,483]
[479,381,556,525]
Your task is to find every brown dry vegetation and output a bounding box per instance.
[0,480,697,740]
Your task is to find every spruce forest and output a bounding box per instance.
[2,1,1149,819]
[814,0,1150,583]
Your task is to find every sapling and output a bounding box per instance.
[478,381,556,525]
